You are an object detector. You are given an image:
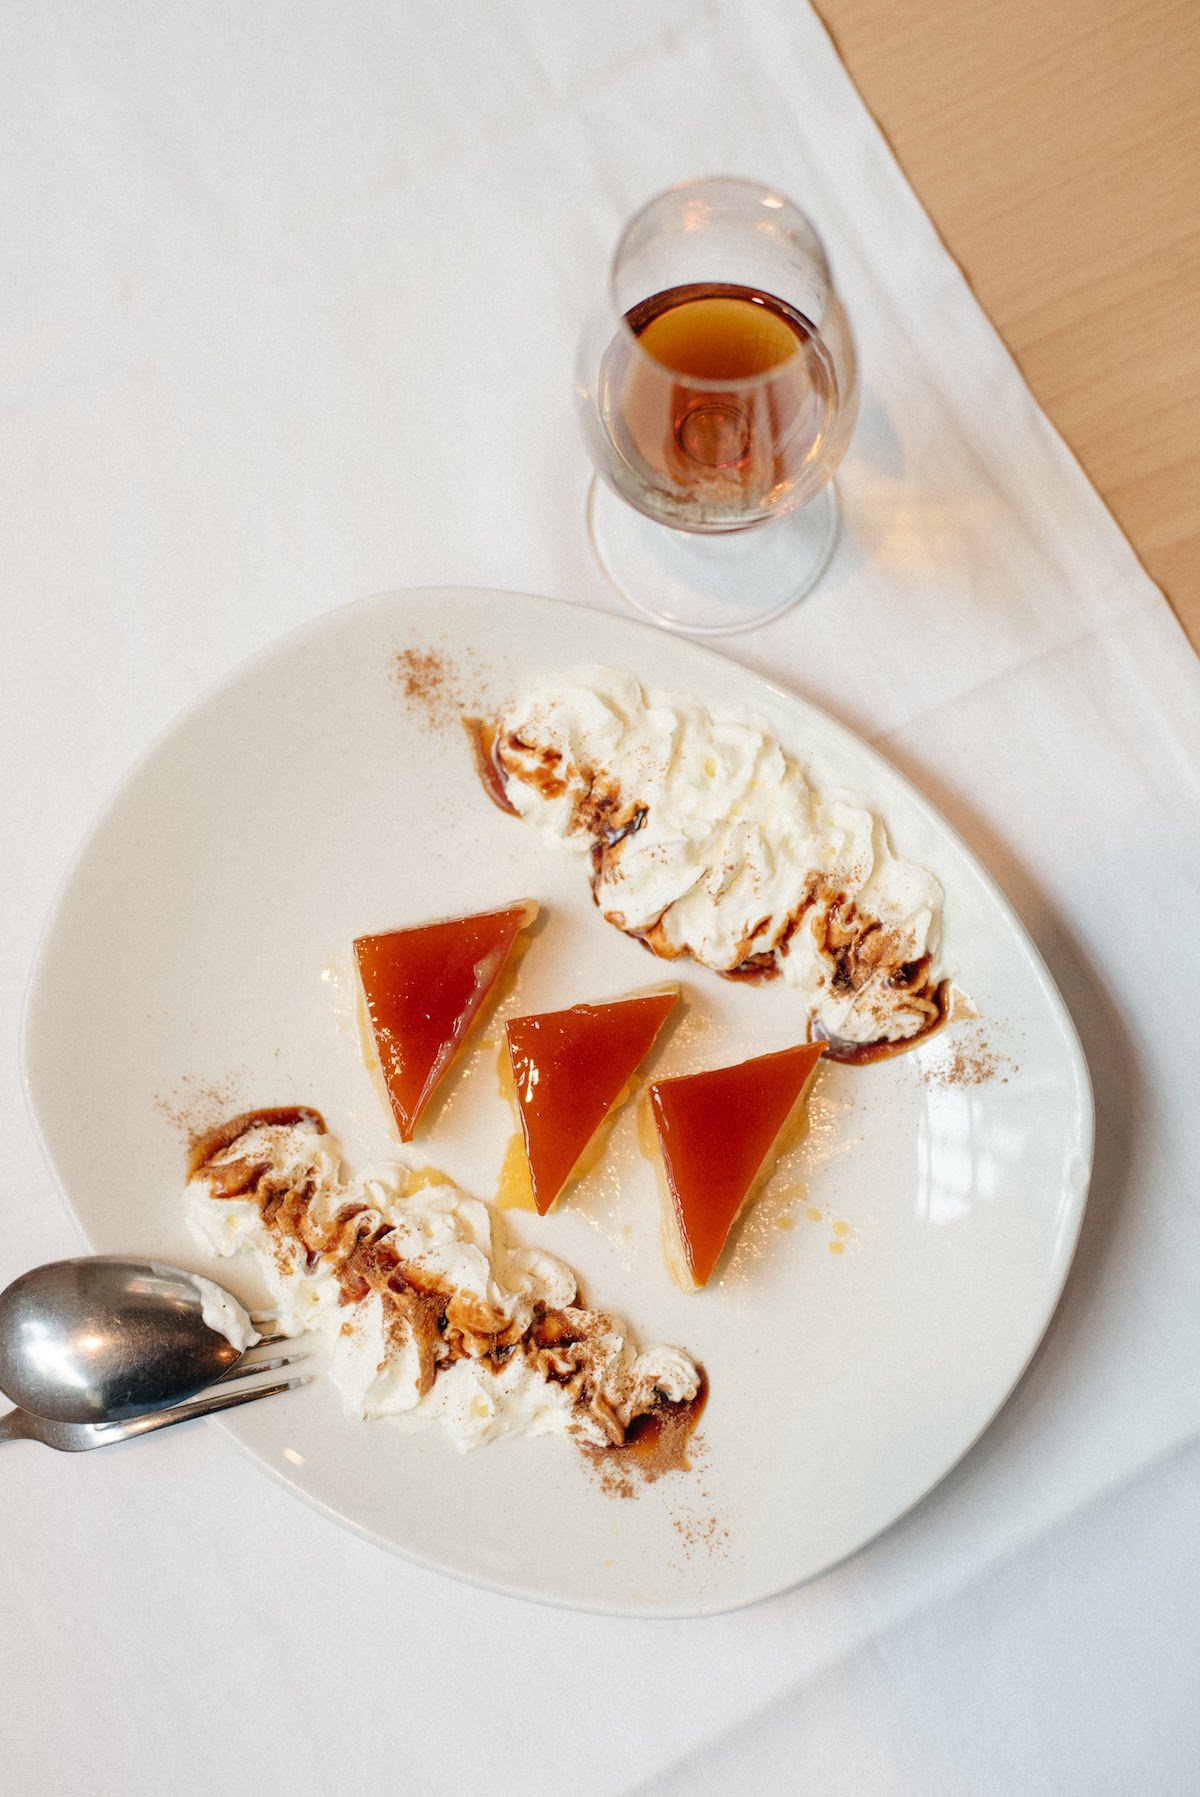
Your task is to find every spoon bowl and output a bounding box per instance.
[0,1256,254,1423]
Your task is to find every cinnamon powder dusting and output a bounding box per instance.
[155,1073,249,1142]
[585,1373,708,1498]
[920,1026,1016,1090]
[392,641,499,732]
[672,1499,731,1562]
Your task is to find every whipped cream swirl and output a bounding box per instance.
[180,1272,261,1353]
[185,1108,699,1451]
[495,668,947,1049]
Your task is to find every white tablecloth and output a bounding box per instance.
[3,5,1198,1792]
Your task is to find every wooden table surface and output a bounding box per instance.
[816,0,1200,654]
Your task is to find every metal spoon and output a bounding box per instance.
[0,1256,272,1424]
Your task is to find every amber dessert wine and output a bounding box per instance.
[577,177,858,634]
[602,280,839,531]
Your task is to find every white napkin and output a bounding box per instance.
[2,3,1198,1793]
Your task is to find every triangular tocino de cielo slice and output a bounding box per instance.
[354,900,537,1141]
[644,1041,825,1289]
[503,985,680,1216]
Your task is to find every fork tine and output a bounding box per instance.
[213,1351,307,1383]
[247,1330,289,1349]
[179,1374,312,1419]
[94,1375,312,1442]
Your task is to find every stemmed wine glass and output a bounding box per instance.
[577,176,858,635]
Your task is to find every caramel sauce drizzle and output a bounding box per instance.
[192,1110,695,1450]
[461,716,520,816]
[619,1369,707,1478]
[478,717,948,1064]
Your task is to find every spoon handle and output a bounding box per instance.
[0,1409,34,1444]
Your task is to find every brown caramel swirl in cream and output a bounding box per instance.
[489,669,951,1054]
[185,1109,701,1455]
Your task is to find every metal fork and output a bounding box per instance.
[0,1349,310,1451]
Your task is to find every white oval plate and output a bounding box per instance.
[23,588,1093,1616]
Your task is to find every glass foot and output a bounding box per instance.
[585,476,840,637]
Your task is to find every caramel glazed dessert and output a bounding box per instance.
[482,668,950,1062]
[186,1108,701,1455]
